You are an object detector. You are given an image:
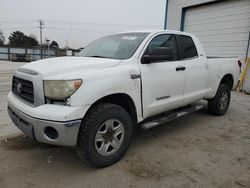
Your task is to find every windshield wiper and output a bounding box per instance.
[86,55,108,58]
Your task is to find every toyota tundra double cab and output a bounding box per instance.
[8,30,240,167]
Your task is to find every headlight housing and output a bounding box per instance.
[44,79,82,100]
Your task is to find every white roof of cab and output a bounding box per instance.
[115,30,193,36]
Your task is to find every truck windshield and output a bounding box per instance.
[78,33,149,60]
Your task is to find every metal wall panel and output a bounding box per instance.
[166,0,216,30]
[183,0,250,59]
[9,48,25,54]
[0,47,57,61]
[0,54,8,60]
[0,47,8,60]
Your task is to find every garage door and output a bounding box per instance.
[183,0,250,60]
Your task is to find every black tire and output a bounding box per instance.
[207,84,231,115]
[76,103,133,168]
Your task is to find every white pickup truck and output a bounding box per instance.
[7,30,240,167]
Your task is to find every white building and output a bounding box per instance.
[165,0,250,92]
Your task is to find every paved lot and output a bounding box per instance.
[0,60,250,188]
[0,61,26,138]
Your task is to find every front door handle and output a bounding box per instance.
[130,74,141,79]
[176,66,186,71]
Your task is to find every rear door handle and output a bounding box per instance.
[176,66,186,71]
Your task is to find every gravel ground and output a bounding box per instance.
[0,60,250,188]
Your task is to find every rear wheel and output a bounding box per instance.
[207,84,231,115]
[76,103,133,167]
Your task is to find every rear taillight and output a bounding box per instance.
[238,60,242,68]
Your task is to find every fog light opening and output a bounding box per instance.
[44,126,58,140]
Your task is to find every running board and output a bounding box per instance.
[141,104,204,130]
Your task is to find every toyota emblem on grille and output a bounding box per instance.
[17,82,23,93]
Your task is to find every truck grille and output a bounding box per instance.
[12,76,34,104]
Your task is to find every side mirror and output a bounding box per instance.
[141,47,174,64]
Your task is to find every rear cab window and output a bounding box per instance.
[176,35,198,60]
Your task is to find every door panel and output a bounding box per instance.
[175,35,208,105]
[140,61,186,118]
[183,57,208,104]
[139,34,186,119]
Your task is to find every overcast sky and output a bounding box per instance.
[0,0,165,48]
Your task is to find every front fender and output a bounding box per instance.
[70,63,143,122]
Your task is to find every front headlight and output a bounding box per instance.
[44,79,82,100]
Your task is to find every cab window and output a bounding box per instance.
[144,34,179,61]
[176,35,198,60]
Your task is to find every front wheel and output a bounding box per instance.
[207,84,231,115]
[76,103,133,167]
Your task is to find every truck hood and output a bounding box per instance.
[20,56,121,78]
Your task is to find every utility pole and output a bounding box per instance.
[67,23,72,48]
[39,20,44,46]
[39,20,44,59]
[46,39,50,58]
[164,0,169,30]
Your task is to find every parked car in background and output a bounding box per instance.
[11,53,31,62]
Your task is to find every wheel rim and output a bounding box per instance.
[95,119,125,156]
[220,91,228,110]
